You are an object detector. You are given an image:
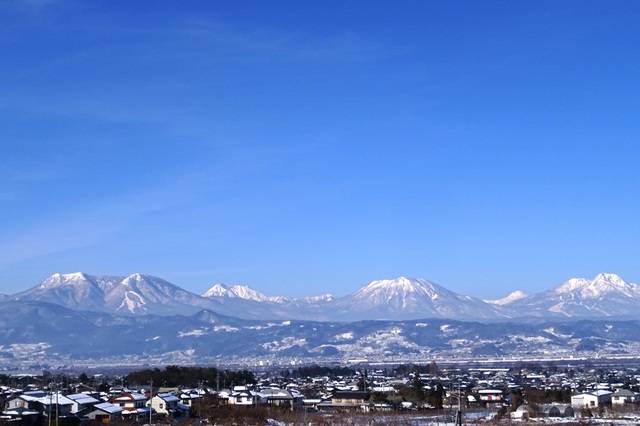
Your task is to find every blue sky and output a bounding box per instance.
[1,1,639,299]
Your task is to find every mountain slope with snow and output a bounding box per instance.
[329,277,506,320]
[11,272,223,316]
[485,291,528,306]
[506,273,640,317]
[103,273,218,315]
[9,272,640,321]
[203,283,283,302]
[12,272,112,312]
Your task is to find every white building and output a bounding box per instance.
[149,392,189,419]
[611,389,638,405]
[571,390,612,408]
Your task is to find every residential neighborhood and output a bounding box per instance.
[2,361,640,425]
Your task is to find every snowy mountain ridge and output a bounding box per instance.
[502,273,640,317]
[13,272,215,316]
[554,273,639,298]
[203,283,276,302]
[7,272,640,321]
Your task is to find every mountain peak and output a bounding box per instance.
[365,276,430,291]
[332,276,502,320]
[555,273,635,297]
[48,271,86,280]
[510,273,640,318]
[38,272,94,290]
[203,283,271,302]
[593,273,626,286]
[485,290,527,306]
[351,277,442,304]
[122,272,150,283]
[203,283,234,298]
[13,272,107,309]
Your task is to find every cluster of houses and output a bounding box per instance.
[0,380,315,424]
[2,365,640,423]
[0,384,196,425]
[509,388,639,420]
[571,387,638,409]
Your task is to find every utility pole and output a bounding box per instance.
[149,379,153,425]
[48,386,52,426]
[55,384,59,426]
[456,379,463,426]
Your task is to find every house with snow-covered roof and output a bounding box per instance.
[611,388,638,405]
[109,391,152,422]
[77,402,123,423]
[257,388,304,410]
[2,392,43,424]
[149,392,189,419]
[227,388,258,406]
[66,392,100,414]
[178,388,203,407]
[3,390,46,412]
[35,392,75,423]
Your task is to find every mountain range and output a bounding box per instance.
[3,272,640,367]
[5,272,640,321]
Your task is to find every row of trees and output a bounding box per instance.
[280,365,357,379]
[124,365,256,389]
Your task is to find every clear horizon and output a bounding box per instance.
[2,1,639,299]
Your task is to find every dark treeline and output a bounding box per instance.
[124,364,443,389]
[393,362,440,376]
[125,365,256,389]
[281,363,439,379]
[281,365,357,379]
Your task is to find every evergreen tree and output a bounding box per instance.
[427,382,444,409]
[412,372,425,403]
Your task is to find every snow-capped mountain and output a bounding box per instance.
[485,290,528,306]
[11,272,219,316]
[330,277,505,320]
[12,272,117,312]
[502,273,640,317]
[202,283,335,312]
[103,273,217,315]
[301,294,334,304]
[203,283,282,302]
[6,271,640,367]
[8,272,640,322]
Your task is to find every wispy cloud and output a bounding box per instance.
[0,171,197,270]
[0,147,271,272]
